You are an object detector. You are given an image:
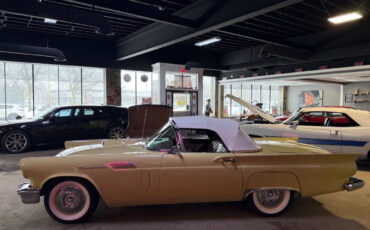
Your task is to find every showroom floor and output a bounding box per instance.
[0,149,369,230]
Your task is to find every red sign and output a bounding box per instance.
[354,61,364,66]
[181,68,186,73]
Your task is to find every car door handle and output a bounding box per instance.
[220,158,236,163]
[330,130,339,135]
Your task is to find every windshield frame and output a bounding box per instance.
[33,107,57,120]
[146,121,176,151]
[282,110,303,125]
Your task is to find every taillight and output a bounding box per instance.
[106,161,136,170]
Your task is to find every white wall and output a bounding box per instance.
[286,83,341,112]
[287,82,370,112]
[343,82,370,111]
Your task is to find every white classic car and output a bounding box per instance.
[226,95,370,159]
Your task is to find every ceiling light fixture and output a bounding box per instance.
[44,18,57,24]
[328,12,363,24]
[195,36,221,47]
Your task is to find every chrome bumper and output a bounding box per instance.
[17,182,40,204]
[344,177,365,191]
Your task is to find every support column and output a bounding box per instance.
[105,68,121,105]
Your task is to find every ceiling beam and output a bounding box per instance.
[116,0,304,61]
[62,0,197,29]
[216,27,310,51]
[0,0,113,35]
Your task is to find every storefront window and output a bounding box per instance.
[270,85,280,114]
[241,83,251,113]
[34,64,59,115]
[121,70,136,107]
[136,71,152,105]
[251,84,261,105]
[59,66,81,105]
[0,62,5,120]
[231,84,241,116]
[261,85,270,113]
[82,67,104,105]
[203,76,216,116]
[5,62,33,119]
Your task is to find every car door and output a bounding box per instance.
[282,111,341,153]
[80,107,108,139]
[159,128,243,203]
[52,107,84,142]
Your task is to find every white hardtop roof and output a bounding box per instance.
[301,107,370,126]
[171,116,261,152]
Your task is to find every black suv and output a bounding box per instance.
[0,105,128,153]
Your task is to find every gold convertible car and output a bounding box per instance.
[17,116,364,223]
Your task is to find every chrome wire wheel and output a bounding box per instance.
[108,126,125,139]
[4,132,28,153]
[48,181,90,222]
[252,189,291,215]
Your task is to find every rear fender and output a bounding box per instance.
[245,172,301,194]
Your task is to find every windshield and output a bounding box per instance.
[146,121,176,151]
[33,107,56,120]
[282,110,302,125]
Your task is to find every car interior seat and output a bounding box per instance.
[207,140,227,153]
[324,117,333,126]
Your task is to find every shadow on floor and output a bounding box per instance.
[81,198,368,230]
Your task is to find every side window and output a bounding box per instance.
[83,108,95,116]
[326,112,358,127]
[179,129,228,153]
[296,112,327,126]
[54,109,72,118]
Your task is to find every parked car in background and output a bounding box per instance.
[0,105,128,153]
[226,94,370,159]
[17,116,363,223]
[0,104,26,120]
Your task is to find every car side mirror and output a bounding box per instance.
[290,120,298,128]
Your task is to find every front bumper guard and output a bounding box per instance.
[17,182,40,204]
[344,177,365,191]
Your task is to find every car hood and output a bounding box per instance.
[0,118,37,127]
[225,94,278,123]
[57,139,147,157]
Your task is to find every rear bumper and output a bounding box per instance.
[344,177,365,191]
[17,182,40,204]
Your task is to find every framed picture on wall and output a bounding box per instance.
[298,90,323,108]
[345,94,353,103]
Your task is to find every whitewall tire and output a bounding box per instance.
[247,189,293,216]
[44,180,99,223]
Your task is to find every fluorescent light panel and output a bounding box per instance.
[195,36,221,47]
[328,12,362,24]
[44,18,57,24]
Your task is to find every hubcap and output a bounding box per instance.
[4,133,27,152]
[255,190,284,208]
[55,185,86,215]
[109,127,124,139]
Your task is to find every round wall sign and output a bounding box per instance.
[141,74,148,82]
[123,74,131,82]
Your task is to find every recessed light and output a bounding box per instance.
[328,12,362,24]
[44,18,57,24]
[195,36,221,47]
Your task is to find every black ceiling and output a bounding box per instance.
[0,0,369,75]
